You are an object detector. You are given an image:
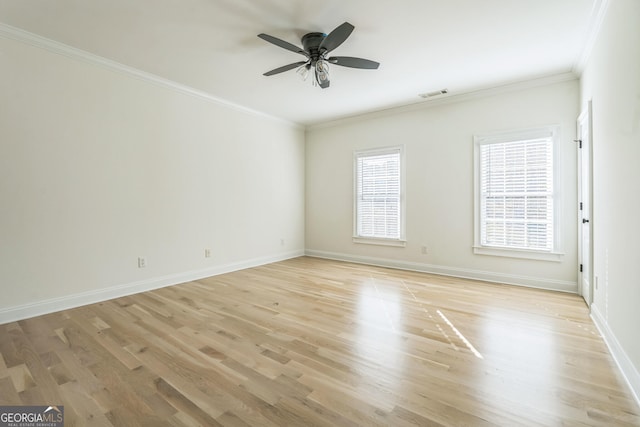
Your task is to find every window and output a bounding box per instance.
[474,126,562,261]
[354,146,405,246]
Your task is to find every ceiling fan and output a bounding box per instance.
[258,22,380,89]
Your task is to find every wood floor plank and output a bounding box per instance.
[59,379,114,427]
[1,257,639,426]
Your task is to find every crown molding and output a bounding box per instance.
[573,0,610,73]
[0,23,302,129]
[307,71,578,131]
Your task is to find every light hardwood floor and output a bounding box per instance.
[1,257,639,426]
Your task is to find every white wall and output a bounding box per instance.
[0,35,305,321]
[306,78,579,291]
[580,0,640,401]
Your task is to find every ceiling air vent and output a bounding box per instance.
[418,88,449,98]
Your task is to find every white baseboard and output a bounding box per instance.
[591,304,640,408]
[305,249,578,293]
[0,250,304,325]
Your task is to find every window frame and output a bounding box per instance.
[353,146,406,247]
[473,126,564,262]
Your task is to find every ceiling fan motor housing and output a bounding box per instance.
[301,32,327,64]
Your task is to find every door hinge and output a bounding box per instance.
[580,202,583,211]
[574,139,582,148]
[580,264,583,272]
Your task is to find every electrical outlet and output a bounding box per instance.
[204,248,211,258]
[137,257,146,268]
[421,245,428,255]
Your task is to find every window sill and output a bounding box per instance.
[473,246,564,262]
[353,237,407,247]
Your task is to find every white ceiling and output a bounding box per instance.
[0,0,600,126]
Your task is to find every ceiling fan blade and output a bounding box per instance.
[328,56,380,69]
[258,33,307,56]
[263,61,308,76]
[319,22,354,54]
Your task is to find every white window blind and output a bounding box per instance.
[355,148,402,240]
[479,137,554,251]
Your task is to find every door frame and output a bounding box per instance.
[577,100,593,307]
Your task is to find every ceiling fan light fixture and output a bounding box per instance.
[315,59,330,87]
[296,64,310,81]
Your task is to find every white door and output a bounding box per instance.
[577,103,593,307]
